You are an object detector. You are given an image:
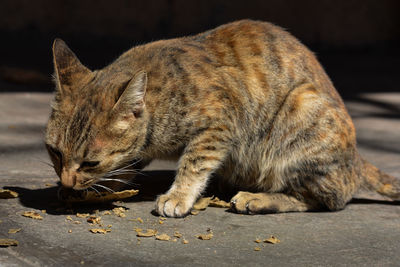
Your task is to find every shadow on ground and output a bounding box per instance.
[5,169,399,217]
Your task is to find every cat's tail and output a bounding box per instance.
[361,157,400,200]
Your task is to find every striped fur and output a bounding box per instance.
[45,20,400,217]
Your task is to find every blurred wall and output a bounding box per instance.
[0,0,399,94]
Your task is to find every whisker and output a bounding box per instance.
[93,183,114,193]
[107,170,137,177]
[89,186,101,196]
[108,158,143,174]
[35,158,54,168]
[99,178,139,187]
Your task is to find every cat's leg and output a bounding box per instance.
[156,129,230,217]
[230,191,318,214]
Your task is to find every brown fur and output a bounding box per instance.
[45,20,400,217]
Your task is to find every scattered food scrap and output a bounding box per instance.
[264,236,280,244]
[0,238,18,247]
[190,210,200,215]
[68,229,72,233]
[136,229,157,237]
[196,233,213,240]
[254,239,262,243]
[89,228,111,234]
[63,189,138,203]
[66,216,73,221]
[192,196,231,212]
[209,197,230,208]
[76,213,90,218]
[156,234,171,241]
[0,189,18,199]
[182,239,189,244]
[173,232,182,238]
[159,220,164,224]
[102,211,112,215]
[8,228,21,234]
[254,247,261,251]
[22,211,43,220]
[193,197,212,210]
[73,221,81,224]
[87,216,101,225]
[136,217,144,223]
[113,207,127,217]
[45,183,53,187]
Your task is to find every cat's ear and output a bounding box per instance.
[112,71,147,117]
[52,38,91,94]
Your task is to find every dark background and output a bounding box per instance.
[0,0,399,98]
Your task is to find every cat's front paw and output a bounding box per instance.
[155,192,193,218]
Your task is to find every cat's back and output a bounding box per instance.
[112,20,344,121]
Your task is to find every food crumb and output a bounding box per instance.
[87,216,101,225]
[182,239,189,244]
[173,232,182,238]
[136,217,144,223]
[196,233,213,240]
[264,236,280,244]
[193,197,212,210]
[45,183,53,187]
[102,211,112,215]
[73,221,81,224]
[0,189,18,199]
[89,228,111,234]
[41,210,46,213]
[156,234,171,241]
[254,239,262,243]
[113,207,127,217]
[8,228,21,234]
[107,224,112,228]
[254,247,261,251]
[159,220,164,224]
[22,211,43,220]
[76,213,90,218]
[136,229,157,237]
[209,197,231,208]
[66,216,73,221]
[0,238,19,247]
[68,229,72,233]
[190,210,200,215]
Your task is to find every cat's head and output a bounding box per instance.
[45,39,148,190]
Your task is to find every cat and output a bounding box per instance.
[45,19,400,217]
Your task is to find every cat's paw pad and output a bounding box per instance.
[155,192,192,218]
[230,191,278,215]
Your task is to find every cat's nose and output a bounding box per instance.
[61,169,76,188]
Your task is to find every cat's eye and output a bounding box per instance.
[80,161,100,169]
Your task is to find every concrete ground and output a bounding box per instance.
[0,92,399,266]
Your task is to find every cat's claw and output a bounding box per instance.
[155,192,193,218]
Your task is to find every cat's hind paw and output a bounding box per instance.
[155,192,193,218]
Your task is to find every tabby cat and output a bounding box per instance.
[45,20,400,217]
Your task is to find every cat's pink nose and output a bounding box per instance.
[61,169,76,188]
